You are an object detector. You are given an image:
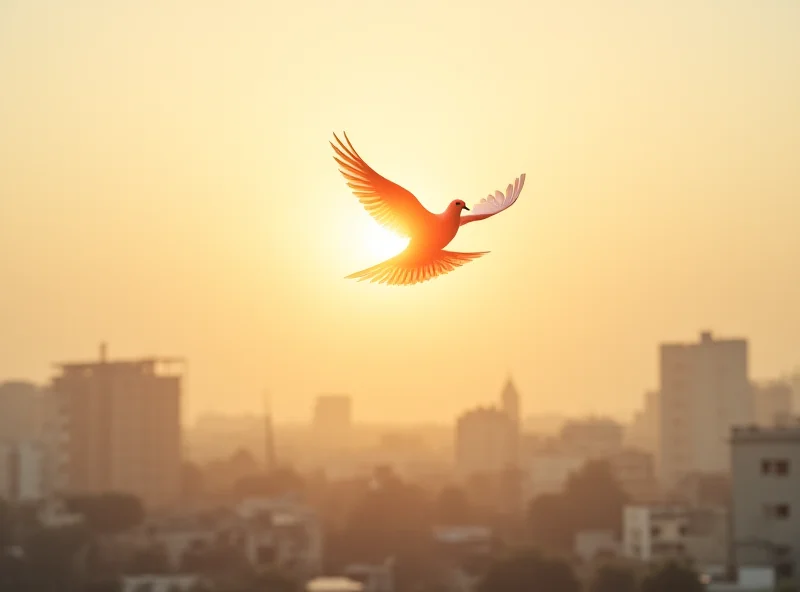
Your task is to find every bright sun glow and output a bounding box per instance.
[362,223,409,261]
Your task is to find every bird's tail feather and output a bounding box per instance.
[345,249,488,286]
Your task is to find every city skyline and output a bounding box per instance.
[3,1,800,423]
[2,331,798,425]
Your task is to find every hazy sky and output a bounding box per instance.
[2,0,799,424]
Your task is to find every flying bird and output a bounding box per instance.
[331,132,526,286]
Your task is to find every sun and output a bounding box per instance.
[362,223,409,261]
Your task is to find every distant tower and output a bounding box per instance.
[263,391,277,473]
[501,376,520,427]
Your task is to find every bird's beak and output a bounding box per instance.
[463,205,470,211]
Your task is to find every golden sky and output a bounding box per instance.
[1,0,799,424]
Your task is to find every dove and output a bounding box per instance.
[331,132,526,286]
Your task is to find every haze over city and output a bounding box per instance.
[3,0,800,424]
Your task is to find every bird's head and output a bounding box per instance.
[449,199,470,214]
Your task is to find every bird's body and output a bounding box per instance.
[331,132,526,285]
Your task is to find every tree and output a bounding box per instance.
[251,568,298,592]
[478,548,580,592]
[527,493,572,551]
[129,543,171,574]
[338,467,436,591]
[589,564,637,592]
[25,523,93,592]
[528,460,628,552]
[640,561,705,592]
[233,466,305,499]
[562,460,628,536]
[434,486,473,525]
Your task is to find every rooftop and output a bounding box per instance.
[731,422,800,443]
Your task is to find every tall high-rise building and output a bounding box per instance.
[659,331,752,488]
[51,345,184,507]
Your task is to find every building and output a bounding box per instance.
[0,440,45,501]
[0,381,44,442]
[731,424,800,585]
[625,390,660,461]
[659,331,752,488]
[501,378,520,428]
[51,345,184,507]
[526,451,585,501]
[0,381,62,497]
[313,395,352,448]
[500,377,521,465]
[609,448,660,503]
[622,505,729,568]
[455,407,517,476]
[751,380,793,427]
[574,530,619,563]
[559,417,624,460]
[127,496,323,581]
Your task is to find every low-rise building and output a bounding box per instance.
[622,505,728,568]
[731,424,800,586]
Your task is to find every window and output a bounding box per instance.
[765,503,792,520]
[650,526,661,538]
[762,458,791,476]
[776,562,794,579]
[775,545,792,558]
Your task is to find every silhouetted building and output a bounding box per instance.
[0,381,44,442]
[313,395,352,448]
[455,407,517,476]
[559,417,624,459]
[51,344,184,507]
[525,450,584,500]
[501,377,520,428]
[659,331,752,488]
[626,390,660,462]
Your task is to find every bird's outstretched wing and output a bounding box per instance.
[459,174,526,227]
[346,248,488,286]
[331,132,432,238]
